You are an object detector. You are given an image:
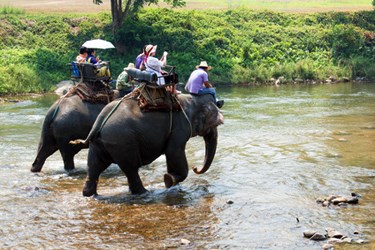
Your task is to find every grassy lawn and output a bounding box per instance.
[182,0,373,12]
[2,0,373,13]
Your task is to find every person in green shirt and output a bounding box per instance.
[116,63,136,95]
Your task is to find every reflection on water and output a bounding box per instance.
[0,83,374,249]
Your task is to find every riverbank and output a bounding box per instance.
[1,8,374,94]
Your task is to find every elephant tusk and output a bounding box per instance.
[192,165,206,175]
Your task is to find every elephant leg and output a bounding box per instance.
[58,142,84,171]
[164,147,189,188]
[83,145,111,197]
[31,136,58,172]
[119,165,147,195]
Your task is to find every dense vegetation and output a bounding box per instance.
[0,7,374,94]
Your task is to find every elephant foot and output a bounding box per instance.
[164,173,177,188]
[83,180,98,197]
[31,163,43,173]
[130,186,148,195]
[64,165,75,172]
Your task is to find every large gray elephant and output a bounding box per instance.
[71,93,223,196]
[31,95,107,172]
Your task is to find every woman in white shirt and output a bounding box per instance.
[144,44,168,86]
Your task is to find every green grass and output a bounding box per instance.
[4,0,373,13]
[0,6,25,14]
[180,0,373,11]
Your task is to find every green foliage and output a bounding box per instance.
[327,24,363,58]
[1,8,374,94]
[350,56,375,78]
[0,6,25,15]
[0,64,40,94]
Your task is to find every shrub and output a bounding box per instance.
[0,64,40,94]
[327,24,363,59]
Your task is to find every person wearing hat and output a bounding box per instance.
[116,63,136,96]
[185,61,224,108]
[143,44,168,86]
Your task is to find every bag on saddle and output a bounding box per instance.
[139,85,170,107]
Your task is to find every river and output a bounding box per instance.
[0,82,374,249]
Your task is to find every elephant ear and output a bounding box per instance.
[195,102,224,136]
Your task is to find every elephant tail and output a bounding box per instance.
[68,113,105,145]
[68,98,121,146]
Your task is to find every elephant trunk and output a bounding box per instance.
[193,127,218,174]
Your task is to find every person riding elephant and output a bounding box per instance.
[70,93,224,196]
[185,61,224,108]
[116,63,136,96]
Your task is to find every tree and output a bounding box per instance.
[93,0,185,31]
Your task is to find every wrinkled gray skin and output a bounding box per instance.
[31,95,106,172]
[74,94,223,196]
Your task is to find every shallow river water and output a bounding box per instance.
[0,83,374,249]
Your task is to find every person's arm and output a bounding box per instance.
[203,81,213,88]
[202,72,212,88]
[160,51,168,67]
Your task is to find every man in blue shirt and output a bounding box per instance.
[86,48,111,79]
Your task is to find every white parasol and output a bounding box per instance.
[82,39,115,49]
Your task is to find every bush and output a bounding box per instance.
[327,24,363,59]
[0,64,40,94]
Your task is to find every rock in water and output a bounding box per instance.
[310,233,327,241]
[303,230,316,238]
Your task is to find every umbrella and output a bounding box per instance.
[82,39,115,49]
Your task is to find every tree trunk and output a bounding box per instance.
[111,0,122,31]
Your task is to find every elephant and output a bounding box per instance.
[31,94,107,172]
[70,93,224,196]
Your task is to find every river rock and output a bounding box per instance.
[303,230,317,238]
[327,238,343,244]
[356,239,365,244]
[180,239,190,245]
[326,229,344,239]
[322,201,330,207]
[331,196,348,205]
[341,77,350,82]
[322,243,334,250]
[347,197,359,204]
[342,237,352,243]
[326,195,337,202]
[318,193,361,207]
[310,233,327,241]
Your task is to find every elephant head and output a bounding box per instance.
[190,96,224,174]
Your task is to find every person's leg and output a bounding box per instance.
[198,88,217,100]
[198,88,224,108]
